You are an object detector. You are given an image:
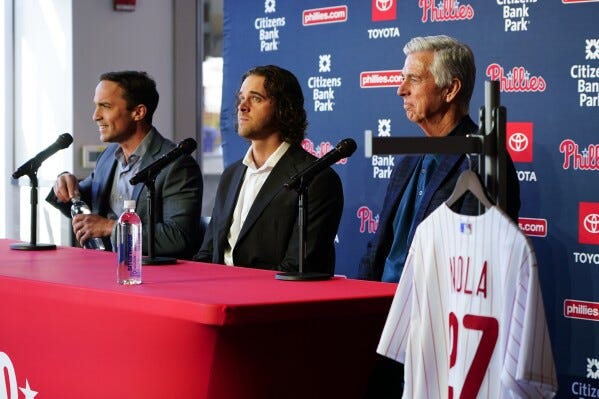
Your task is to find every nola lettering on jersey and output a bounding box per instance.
[449,257,488,298]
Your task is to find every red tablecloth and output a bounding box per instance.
[0,239,396,398]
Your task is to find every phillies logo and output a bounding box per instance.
[579,203,599,245]
[301,138,348,165]
[419,0,474,23]
[506,122,533,162]
[486,63,547,92]
[559,139,599,170]
[0,352,38,398]
[372,0,396,21]
[356,206,379,233]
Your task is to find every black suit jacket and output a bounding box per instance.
[194,144,344,274]
[358,116,521,281]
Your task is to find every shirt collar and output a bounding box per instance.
[242,141,291,171]
[114,128,155,167]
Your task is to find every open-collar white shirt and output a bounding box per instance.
[224,141,291,266]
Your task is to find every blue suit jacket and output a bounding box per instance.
[194,144,344,274]
[47,129,203,259]
[358,116,521,281]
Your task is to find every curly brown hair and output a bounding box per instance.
[237,65,307,145]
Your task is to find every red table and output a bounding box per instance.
[0,239,396,398]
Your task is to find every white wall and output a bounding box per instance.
[0,1,14,239]
[13,0,73,244]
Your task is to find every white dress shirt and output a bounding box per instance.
[224,141,290,265]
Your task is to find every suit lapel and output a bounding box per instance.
[131,129,163,202]
[414,116,476,220]
[237,146,305,240]
[92,145,118,215]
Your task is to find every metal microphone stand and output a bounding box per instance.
[138,174,177,265]
[276,175,332,281]
[10,171,56,251]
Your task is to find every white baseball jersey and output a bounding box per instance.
[377,204,557,398]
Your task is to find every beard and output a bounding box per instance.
[237,116,279,141]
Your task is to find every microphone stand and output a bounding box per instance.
[276,175,332,281]
[10,171,56,251]
[139,174,177,265]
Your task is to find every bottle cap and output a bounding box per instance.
[124,200,136,210]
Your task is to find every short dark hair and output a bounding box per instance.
[99,71,159,125]
[239,65,307,145]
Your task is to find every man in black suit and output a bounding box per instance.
[193,65,343,274]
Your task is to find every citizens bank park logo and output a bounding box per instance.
[571,38,599,108]
[506,122,533,163]
[255,0,285,52]
[498,1,536,32]
[579,202,599,245]
[0,351,38,398]
[372,0,397,21]
[486,63,547,92]
[301,138,348,165]
[357,206,380,234]
[588,358,599,379]
[371,118,395,179]
[308,55,342,112]
[568,353,599,397]
[419,0,474,23]
[303,5,348,26]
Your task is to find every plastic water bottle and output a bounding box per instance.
[70,196,106,250]
[117,200,142,285]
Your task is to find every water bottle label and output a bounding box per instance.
[118,235,140,276]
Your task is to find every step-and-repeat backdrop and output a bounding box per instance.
[219,1,599,394]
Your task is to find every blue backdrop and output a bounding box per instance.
[220,1,599,395]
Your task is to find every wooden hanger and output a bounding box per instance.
[445,157,494,209]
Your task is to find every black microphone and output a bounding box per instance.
[12,133,74,179]
[130,138,197,185]
[285,138,357,191]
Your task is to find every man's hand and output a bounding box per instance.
[72,214,115,247]
[53,173,80,202]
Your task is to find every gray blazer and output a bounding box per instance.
[46,128,203,259]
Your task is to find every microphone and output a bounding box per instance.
[130,138,197,185]
[12,133,74,179]
[285,138,357,191]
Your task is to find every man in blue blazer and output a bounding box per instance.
[359,35,521,284]
[47,71,203,260]
[193,65,343,274]
[361,35,521,399]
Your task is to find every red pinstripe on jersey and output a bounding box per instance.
[377,204,558,398]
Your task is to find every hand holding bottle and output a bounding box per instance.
[70,196,110,250]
